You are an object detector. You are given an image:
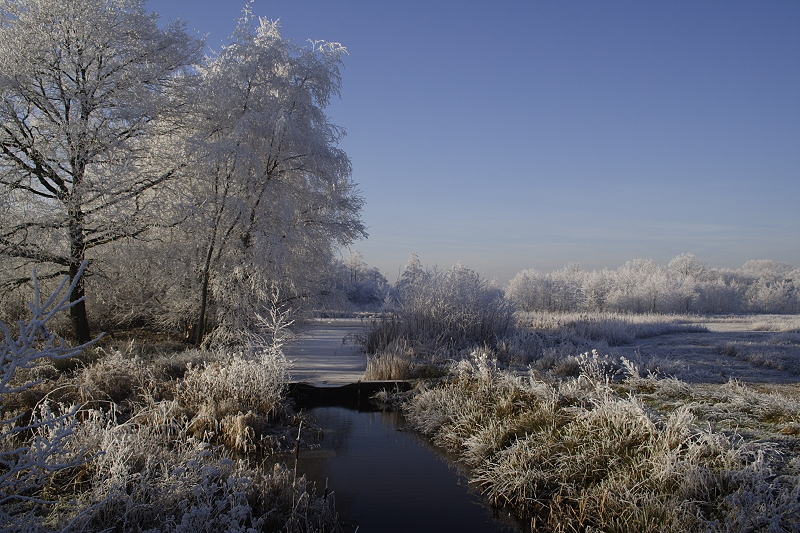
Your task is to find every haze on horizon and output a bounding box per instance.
[152,0,800,283]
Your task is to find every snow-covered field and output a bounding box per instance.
[611,314,800,385]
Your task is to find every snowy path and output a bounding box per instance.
[284,319,367,386]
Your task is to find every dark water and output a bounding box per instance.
[292,406,517,533]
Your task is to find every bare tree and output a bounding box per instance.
[0,0,202,342]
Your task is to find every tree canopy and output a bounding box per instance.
[0,1,366,344]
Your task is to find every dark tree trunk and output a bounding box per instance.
[193,239,216,346]
[68,215,92,344]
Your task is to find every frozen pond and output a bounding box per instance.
[284,319,368,385]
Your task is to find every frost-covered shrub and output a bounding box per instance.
[367,264,515,357]
[1,267,98,532]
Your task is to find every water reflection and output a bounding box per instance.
[291,406,516,533]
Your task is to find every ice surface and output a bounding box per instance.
[284,319,367,386]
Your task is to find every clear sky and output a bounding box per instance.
[150,0,800,283]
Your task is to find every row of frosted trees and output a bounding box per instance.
[506,254,800,314]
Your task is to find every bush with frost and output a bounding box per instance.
[364,264,515,373]
[1,266,98,532]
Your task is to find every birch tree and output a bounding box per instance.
[0,0,202,342]
[183,16,366,344]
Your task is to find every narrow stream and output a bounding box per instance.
[293,405,517,533]
[284,320,518,532]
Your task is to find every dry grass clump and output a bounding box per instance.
[715,336,800,374]
[517,311,706,346]
[4,340,334,531]
[72,343,214,411]
[364,349,413,380]
[3,348,336,532]
[179,351,287,418]
[78,349,159,406]
[363,338,448,380]
[51,407,341,533]
[750,315,800,332]
[177,349,289,453]
[402,350,800,532]
[686,380,800,435]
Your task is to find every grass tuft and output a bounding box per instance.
[400,351,800,532]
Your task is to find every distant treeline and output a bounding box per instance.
[332,252,800,315]
[506,254,799,314]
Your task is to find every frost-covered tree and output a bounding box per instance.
[395,252,428,297]
[741,260,798,313]
[180,15,365,344]
[582,268,613,311]
[507,255,800,315]
[506,269,543,312]
[547,263,585,311]
[607,259,668,313]
[0,0,202,342]
[668,253,707,279]
[507,265,585,312]
[334,250,391,309]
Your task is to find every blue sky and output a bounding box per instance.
[151,0,800,283]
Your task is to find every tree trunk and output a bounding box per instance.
[68,215,92,344]
[193,239,216,346]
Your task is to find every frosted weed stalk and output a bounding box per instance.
[0,265,100,532]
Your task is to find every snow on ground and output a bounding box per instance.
[286,315,800,388]
[611,315,800,385]
[284,318,367,385]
